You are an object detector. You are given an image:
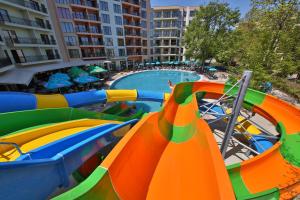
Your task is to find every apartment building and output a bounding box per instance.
[152,6,198,62]
[0,0,61,73]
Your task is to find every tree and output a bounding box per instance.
[184,2,240,66]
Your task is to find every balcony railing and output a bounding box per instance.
[82,52,106,58]
[16,54,60,63]
[10,0,47,13]
[73,13,99,21]
[76,27,102,34]
[5,37,56,45]
[127,52,142,56]
[123,0,140,5]
[125,32,141,36]
[79,41,104,45]
[123,21,141,27]
[0,57,12,68]
[0,14,51,30]
[70,0,98,8]
[123,10,140,17]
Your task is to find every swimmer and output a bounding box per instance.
[168,80,174,90]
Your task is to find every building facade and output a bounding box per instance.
[0,0,61,73]
[152,6,197,62]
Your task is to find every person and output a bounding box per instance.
[168,80,174,90]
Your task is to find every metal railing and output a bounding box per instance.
[10,0,47,13]
[79,41,104,45]
[123,21,141,26]
[0,14,51,30]
[5,37,56,45]
[16,54,60,63]
[76,27,102,34]
[123,0,139,5]
[82,52,106,58]
[70,0,98,8]
[125,32,141,36]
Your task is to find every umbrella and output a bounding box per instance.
[49,73,70,81]
[74,75,99,84]
[88,65,107,74]
[44,79,72,90]
[68,67,88,78]
[155,61,160,65]
[138,63,144,66]
[169,61,174,65]
[145,62,151,66]
[151,62,156,65]
[184,60,191,65]
[162,61,169,65]
[174,61,180,65]
[208,67,217,72]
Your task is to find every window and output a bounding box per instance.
[75,24,87,32]
[118,49,125,56]
[142,30,147,37]
[56,0,69,4]
[116,27,123,36]
[141,20,146,28]
[141,0,146,8]
[141,11,146,19]
[57,7,72,19]
[64,36,77,46]
[105,38,113,46]
[115,16,122,25]
[101,14,110,23]
[113,4,121,13]
[61,22,74,32]
[100,1,109,11]
[106,49,115,57]
[118,39,124,46]
[155,12,161,18]
[68,49,80,58]
[190,10,196,17]
[103,26,111,35]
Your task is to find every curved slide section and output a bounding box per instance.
[0,119,120,162]
[55,82,235,199]
[0,90,167,113]
[55,81,299,200]
[0,119,138,200]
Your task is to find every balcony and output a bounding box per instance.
[123,21,141,27]
[122,10,140,18]
[79,40,104,46]
[125,32,141,37]
[16,54,60,64]
[127,52,142,56]
[0,14,51,30]
[73,13,100,21]
[9,0,47,14]
[0,57,12,69]
[75,27,102,34]
[122,0,140,6]
[82,52,106,58]
[70,0,98,9]
[126,42,142,47]
[5,37,56,46]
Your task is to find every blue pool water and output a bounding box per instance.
[110,70,201,112]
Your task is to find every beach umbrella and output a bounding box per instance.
[208,67,217,72]
[74,75,99,84]
[169,61,174,65]
[145,62,151,66]
[68,67,88,78]
[88,65,107,74]
[44,79,72,90]
[49,73,70,81]
[184,60,191,65]
[174,61,180,65]
[151,62,156,65]
[155,61,160,65]
[162,61,169,65]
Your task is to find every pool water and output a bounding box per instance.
[111,70,201,112]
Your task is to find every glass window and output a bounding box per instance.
[100,1,109,11]
[57,7,72,19]
[141,0,146,8]
[190,10,196,17]
[56,0,69,4]
[105,37,113,46]
[60,22,74,32]
[118,49,125,56]
[141,11,146,19]
[103,26,112,35]
[141,20,146,28]
[68,49,80,58]
[106,49,115,57]
[113,4,121,13]
[101,14,110,23]
[115,16,122,25]
[64,36,76,46]
[116,27,123,36]
[118,38,124,46]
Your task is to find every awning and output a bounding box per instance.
[0,60,101,85]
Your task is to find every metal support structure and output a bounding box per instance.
[220,71,253,158]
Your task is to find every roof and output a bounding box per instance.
[0,60,101,85]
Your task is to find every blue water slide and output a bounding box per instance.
[64,90,107,107]
[0,119,138,200]
[249,135,273,153]
[0,92,37,113]
[137,90,164,102]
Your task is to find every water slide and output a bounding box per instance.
[0,119,138,200]
[54,81,299,200]
[0,119,120,162]
[0,82,299,199]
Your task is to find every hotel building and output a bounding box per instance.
[152,6,198,62]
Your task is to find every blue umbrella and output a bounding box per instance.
[49,73,70,81]
[155,61,160,65]
[44,79,72,90]
[174,61,180,65]
[74,75,99,84]
[208,67,217,72]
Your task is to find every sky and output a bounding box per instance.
[151,0,252,17]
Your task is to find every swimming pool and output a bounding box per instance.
[110,70,201,112]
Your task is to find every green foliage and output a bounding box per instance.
[184,2,240,66]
